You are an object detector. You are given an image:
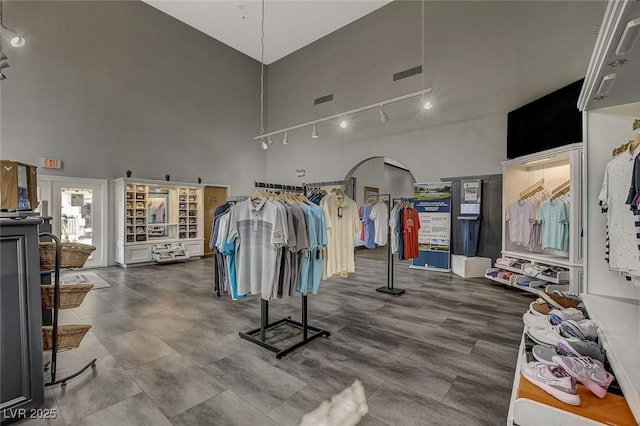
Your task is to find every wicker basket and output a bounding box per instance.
[42,325,92,351]
[41,284,93,309]
[39,242,96,270]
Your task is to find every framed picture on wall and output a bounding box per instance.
[364,186,379,202]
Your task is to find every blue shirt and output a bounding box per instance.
[308,204,327,294]
[297,204,316,294]
[362,204,377,249]
[396,208,404,260]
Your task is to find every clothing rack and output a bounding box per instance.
[239,296,330,358]
[254,181,305,192]
[375,194,405,296]
[302,179,349,189]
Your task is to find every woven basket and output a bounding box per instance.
[42,324,92,351]
[39,242,96,270]
[41,284,93,310]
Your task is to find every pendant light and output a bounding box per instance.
[378,106,389,123]
[339,116,348,129]
[282,131,289,145]
[311,123,319,138]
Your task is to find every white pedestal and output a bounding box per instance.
[451,255,492,278]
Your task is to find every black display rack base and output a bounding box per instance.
[239,318,330,359]
[45,358,97,387]
[376,286,406,296]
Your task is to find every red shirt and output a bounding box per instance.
[402,208,420,259]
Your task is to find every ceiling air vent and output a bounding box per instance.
[393,65,422,81]
[314,94,333,105]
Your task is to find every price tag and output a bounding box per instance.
[338,207,343,218]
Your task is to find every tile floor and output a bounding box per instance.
[24,257,534,425]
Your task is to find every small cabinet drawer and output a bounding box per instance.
[183,241,203,257]
[124,245,152,263]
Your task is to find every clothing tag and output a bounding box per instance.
[316,251,321,260]
[338,207,343,218]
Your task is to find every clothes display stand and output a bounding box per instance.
[376,194,405,296]
[239,297,330,359]
[39,233,96,387]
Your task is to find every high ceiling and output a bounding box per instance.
[142,0,392,64]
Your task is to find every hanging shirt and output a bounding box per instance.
[537,199,568,251]
[370,202,389,246]
[599,148,640,274]
[402,207,421,259]
[297,203,316,294]
[321,193,360,279]
[396,207,405,260]
[361,204,377,249]
[506,201,534,246]
[389,205,399,254]
[225,198,287,300]
[307,203,328,295]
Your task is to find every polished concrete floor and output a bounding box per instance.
[25,257,534,425]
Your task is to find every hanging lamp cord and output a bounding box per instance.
[260,0,265,135]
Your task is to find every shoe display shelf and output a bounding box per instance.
[485,259,569,294]
[115,178,204,267]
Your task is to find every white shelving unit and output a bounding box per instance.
[115,178,204,266]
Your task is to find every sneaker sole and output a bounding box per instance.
[521,371,581,406]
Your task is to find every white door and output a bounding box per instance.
[48,180,106,268]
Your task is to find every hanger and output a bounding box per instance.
[251,190,264,201]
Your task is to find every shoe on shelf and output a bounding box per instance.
[527,325,581,347]
[559,320,599,341]
[530,300,552,316]
[536,290,579,310]
[523,312,553,329]
[552,355,615,399]
[548,308,585,325]
[556,339,605,363]
[532,345,561,365]
[521,362,581,406]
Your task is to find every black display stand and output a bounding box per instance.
[376,194,405,296]
[239,296,330,359]
[39,233,96,387]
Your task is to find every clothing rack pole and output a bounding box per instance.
[239,296,330,358]
[375,194,405,296]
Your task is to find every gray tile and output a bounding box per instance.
[71,292,119,320]
[171,389,279,426]
[73,392,171,426]
[202,351,306,413]
[367,381,491,426]
[101,330,177,369]
[129,353,225,418]
[82,310,137,339]
[13,389,64,426]
[340,346,453,402]
[275,348,384,398]
[162,328,241,366]
[387,319,478,355]
[49,331,109,371]
[52,355,142,424]
[132,312,198,339]
[442,375,512,425]
[267,385,336,426]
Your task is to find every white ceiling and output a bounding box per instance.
[142,0,392,64]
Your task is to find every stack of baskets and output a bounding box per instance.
[40,242,96,351]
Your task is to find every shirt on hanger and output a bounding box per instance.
[537,199,568,251]
[321,192,360,279]
[402,207,421,259]
[506,201,534,246]
[389,205,399,254]
[370,201,389,247]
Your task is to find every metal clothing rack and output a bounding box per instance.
[374,195,406,296]
[39,233,96,387]
[239,296,330,358]
[254,181,305,192]
[302,179,349,189]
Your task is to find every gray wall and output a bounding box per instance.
[352,157,385,206]
[0,0,265,195]
[263,1,605,185]
[384,163,415,201]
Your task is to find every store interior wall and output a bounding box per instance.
[263,1,606,185]
[384,163,415,201]
[351,157,385,206]
[0,0,265,195]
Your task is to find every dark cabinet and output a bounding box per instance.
[0,218,44,421]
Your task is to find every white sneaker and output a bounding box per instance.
[548,308,585,325]
[552,356,615,399]
[523,312,552,329]
[521,362,580,406]
[527,326,580,347]
[560,320,599,341]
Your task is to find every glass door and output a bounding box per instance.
[51,181,104,268]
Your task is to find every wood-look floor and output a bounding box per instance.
[24,256,534,426]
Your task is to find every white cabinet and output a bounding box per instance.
[115,178,204,266]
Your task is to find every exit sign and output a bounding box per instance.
[41,157,62,169]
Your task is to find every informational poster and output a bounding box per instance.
[411,182,452,272]
[461,179,481,215]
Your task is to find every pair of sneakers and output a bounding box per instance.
[521,356,615,405]
[532,339,606,364]
[526,318,599,347]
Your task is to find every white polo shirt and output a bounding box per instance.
[226,198,287,299]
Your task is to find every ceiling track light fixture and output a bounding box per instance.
[615,17,640,56]
[267,135,273,145]
[254,87,433,147]
[282,131,289,145]
[0,24,25,48]
[260,139,268,150]
[339,116,348,129]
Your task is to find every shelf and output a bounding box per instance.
[147,223,178,227]
[485,273,513,286]
[582,294,640,424]
[495,263,526,274]
[502,251,580,268]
